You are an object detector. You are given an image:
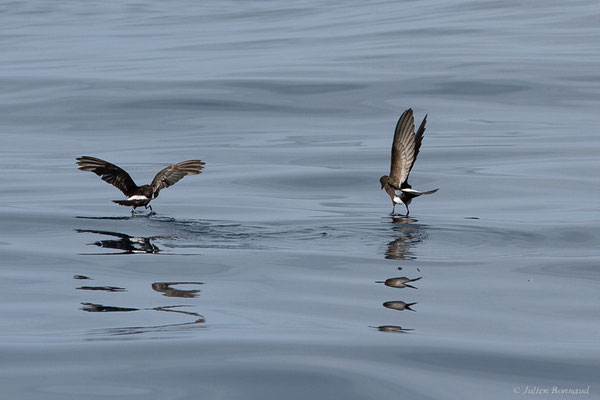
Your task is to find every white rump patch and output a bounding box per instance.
[127,195,148,200]
[393,196,402,204]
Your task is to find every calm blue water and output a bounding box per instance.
[1,1,599,399]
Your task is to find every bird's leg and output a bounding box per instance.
[148,204,152,211]
[391,203,396,215]
[405,204,410,216]
[131,207,135,216]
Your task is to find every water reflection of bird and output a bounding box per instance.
[369,325,414,333]
[385,237,417,260]
[75,276,205,336]
[384,217,427,260]
[76,229,161,254]
[81,303,138,312]
[382,301,417,311]
[77,286,126,292]
[152,305,205,323]
[389,215,417,224]
[377,210,426,334]
[76,156,205,214]
[379,109,438,215]
[151,282,204,298]
[375,276,422,289]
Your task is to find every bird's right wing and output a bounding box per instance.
[389,109,417,187]
[76,156,138,196]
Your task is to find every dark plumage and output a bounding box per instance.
[76,156,205,213]
[382,301,417,312]
[380,109,438,215]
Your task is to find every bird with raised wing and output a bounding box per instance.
[379,109,438,215]
[76,156,205,214]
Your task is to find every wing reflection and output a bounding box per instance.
[152,282,204,298]
[76,229,163,254]
[77,286,126,292]
[87,320,205,337]
[152,305,205,322]
[75,275,205,337]
[81,303,138,312]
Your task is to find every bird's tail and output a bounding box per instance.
[419,188,439,195]
[401,188,439,197]
[113,199,138,206]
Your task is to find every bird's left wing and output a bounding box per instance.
[409,114,427,173]
[150,160,205,197]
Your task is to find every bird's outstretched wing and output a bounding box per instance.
[76,156,138,196]
[150,160,205,197]
[410,113,427,173]
[389,109,416,187]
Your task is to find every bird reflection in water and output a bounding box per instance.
[370,325,414,333]
[373,276,421,332]
[385,216,427,260]
[382,301,417,312]
[75,275,205,336]
[81,303,138,312]
[376,276,422,289]
[81,302,204,322]
[76,229,164,254]
[372,216,428,333]
[152,305,205,323]
[152,282,204,298]
[77,286,126,292]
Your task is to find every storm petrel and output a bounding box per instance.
[379,109,438,215]
[76,156,205,214]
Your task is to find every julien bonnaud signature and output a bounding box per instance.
[513,385,590,395]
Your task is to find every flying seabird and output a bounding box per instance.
[76,156,205,214]
[379,108,438,215]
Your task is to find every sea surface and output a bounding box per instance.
[1,1,599,399]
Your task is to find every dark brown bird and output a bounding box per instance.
[76,156,205,214]
[380,109,438,215]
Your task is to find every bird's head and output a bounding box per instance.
[379,175,388,190]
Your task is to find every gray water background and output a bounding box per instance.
[1,1,599,399]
